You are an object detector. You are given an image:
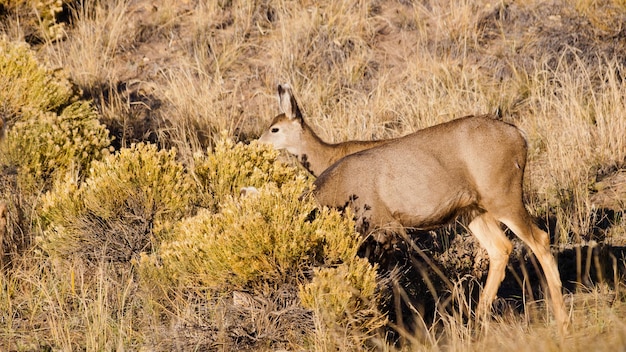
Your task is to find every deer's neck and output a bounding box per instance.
[297,126,336,177]
[297,126,390,177]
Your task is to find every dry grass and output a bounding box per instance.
[1,0,626,350]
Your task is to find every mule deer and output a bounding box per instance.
[259,84,568,333]
[258,84,392,177]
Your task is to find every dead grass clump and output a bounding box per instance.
[521,58,626,241]
[0,254,143,350]
[276,1,375,87]
[54,0,136,92]
[155,68,253,153]
[435,283,626,352]
[39,143,194,263]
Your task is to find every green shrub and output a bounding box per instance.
[1,101,111,191]
[300,258,387,349]
[39,143,195,262]
[193,137,300,211]
[142,176,361,291]
[0,38,75,119]
[139,138,386,349]
[0,39,111,192]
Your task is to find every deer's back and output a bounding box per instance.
[312,115,528,231]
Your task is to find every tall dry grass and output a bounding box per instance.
[1,0,626,350]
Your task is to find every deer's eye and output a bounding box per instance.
[271,127,279,133]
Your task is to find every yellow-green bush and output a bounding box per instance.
[300,258,387,349]
[142,176,361,291]
[138,138,386,349]
[34,0,66,41]
[0,38,110,263]
[39,143,195,262]
[1,101,111,191]
[0,39,110,192]
[193,137,301,211]
[0,39,75,119]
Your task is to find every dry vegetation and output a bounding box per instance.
[1,0,626,350]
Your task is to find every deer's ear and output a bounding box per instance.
[278,83,303,121]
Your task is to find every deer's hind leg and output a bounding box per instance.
[497,208,568,333]
[467,212,513,320]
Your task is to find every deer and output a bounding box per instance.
[258,84,569,333]
[258,84,393,177]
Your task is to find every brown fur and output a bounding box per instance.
[260,84,568,333]
[313,115,568,333]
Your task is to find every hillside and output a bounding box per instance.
[1,0,626,350]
